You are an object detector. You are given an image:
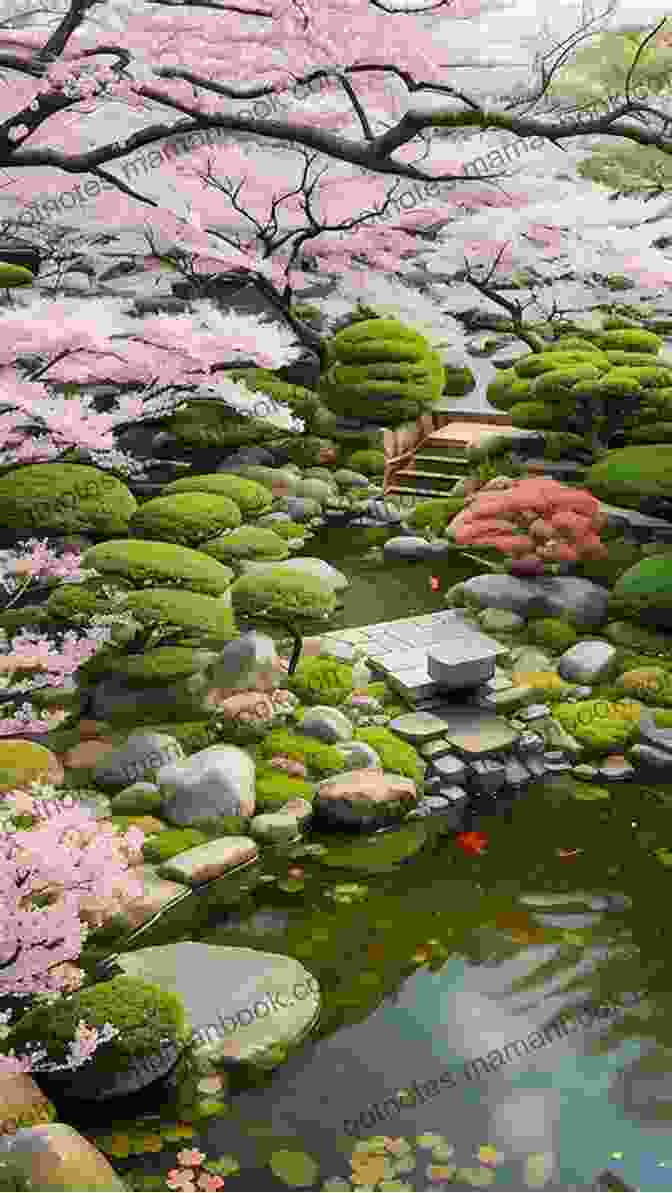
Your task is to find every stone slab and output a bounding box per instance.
[427,708,520,757]
[388,711,452,743]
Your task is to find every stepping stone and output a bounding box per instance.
[429,753,468,785]
[427,640,499,690]
[388,711,450,743]
[477,685,535,712]
[429,708,519,757]
[469,758,507,795]
[419,736,456,760]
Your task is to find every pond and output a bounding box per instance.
[43,528,672,1193]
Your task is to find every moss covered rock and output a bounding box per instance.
[82,540,235,596]
[6,976,189,1094]
[0,464,137,536]
[255,728,346,776]
[254,767,315,812]
[408,497,466,535]
[352,726,425,783]
[289,655,355,706]
[527,618,579,652]
[129,492,242,546]
[83,644,218,687]
[161,473,273,517]
[229,567,337,623]
[554,698,642,751]
[442,365,476,396]
[200,526,290,565]
[164,399,284,448]
[585,445,672,510]
[116,587,238,645]
[142,826,211,862]
[610,555,672,630]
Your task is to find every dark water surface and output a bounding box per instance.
[63,527,672,1192]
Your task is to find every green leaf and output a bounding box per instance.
[655,847,672,866]
[206,1155,240,1176]
[270,1149,320,1187]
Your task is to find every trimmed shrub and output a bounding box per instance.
[344,449,386,476]
[610,554,672,630]
[82,540,235,596]
[128,493,242,546]
[585,445,672,510]
[408,497,465,535]
[116,587,238,645]
[229,567,337,623]
[595,329,663,354]
[320,318,444,423]
[200,526,290,565]
[0,464,137,536]
[161,473,273,517]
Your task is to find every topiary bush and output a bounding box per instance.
[115,587,238,646]
[0,464,137,536]
[408,497,466,536]
[585,445,672,512]
[229,567,337,623]
[595,329,663,354]
[289,655,355,706]
[161,473,273,517]
[200,526,290,565]
[128,492,242,547]
[527,618,579,652]
[82,540,235,596]
[352,726,425,783]
[319,318,445,424]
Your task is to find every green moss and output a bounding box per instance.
[0,463,137,535]
[532,364,604,396]
[83,644,216,688]
[554,698,642,750]
[603,620,672,658]
[508,400,560,429]
[129,493,242,547]
[0,604,51,634]
[542,431,590,460]
[575,539,643,587]
[116,587,237,645]
[255,728,345,776]
[610,554,672,630]
[229,567,337,623]
[200,526,290,565]
[143,826,210,861]
[615,667,672,705]
[554,336,606,354]
[513,351,609,379]
[165,399,284,448]
[290,655,355,705]
[272,436,339,468]
[596,329,663,354]
[222,368,322,422]
[161,473,273,517]
[44,582,109,624]
[352,726,425,783]
[604,350,665,367]
[111,785,164,814]
[442,365,476,396]
[528,618,579,651]
[6,976,189,1080]
[82,540,235,596]
[254,767,315,811]
[408,496,465,535]
[585,445,672,510]
[253,519,306,540]
[320,319,444,423]
[343,449,386,476]
[136,721,224,753]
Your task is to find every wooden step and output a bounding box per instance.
[394,468,464,490]
[387,485,453,499]
[414,453,471,474]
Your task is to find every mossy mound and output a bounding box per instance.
[128,492,242,546]
[255,728,346,776]
[585,445,672,510]
[200,526,290,565]
[343,449,386,476]
[610,555,672,630]
[0,739,60,792]
[223,367,323,422]
[116,588,238,645]
[229,567,337,623]
[254,767,315,812]
[270,436,340,468]
[164,400,284,448]
[289,655,355,706]
[408,496,466,535]
[595,329,663,354]
[352,726,425,783]
[6,976,189,1086]
[554,698,642,751]
[442,365,476,396]
[161,473,273,517]
[0,464,137,536]
[615,667,672,705]
[527,618,579,652]
[82,540,235,596]
[45,581,116,625]
[142,826,211,862]
[82,644,218,687]
[254,518,306,540]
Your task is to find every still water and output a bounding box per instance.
[66,528,672,1192]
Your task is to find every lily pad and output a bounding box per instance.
[207,1155,240,1177]
[322,825,428,873]
[655,847,672,866]
[270,1149,320,1188]
[572,782,610,800]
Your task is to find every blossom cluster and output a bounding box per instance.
[450,476,608,574]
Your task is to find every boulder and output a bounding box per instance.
[157,744,256,823]
[93,732,185,789]
[557,640,618,684]
[0,1124,126,1191]
[116,941,320,1066]
[314,767,417,830]
[297,706,354,744]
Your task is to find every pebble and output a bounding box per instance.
[518,703,551,721]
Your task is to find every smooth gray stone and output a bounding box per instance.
[157,744,256,823]
[94,731,185,788]
[383,535,432,561]
[557,640,617,684]
[631,744,672,775]
[429,753,468,785]
[298,706,354,744]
